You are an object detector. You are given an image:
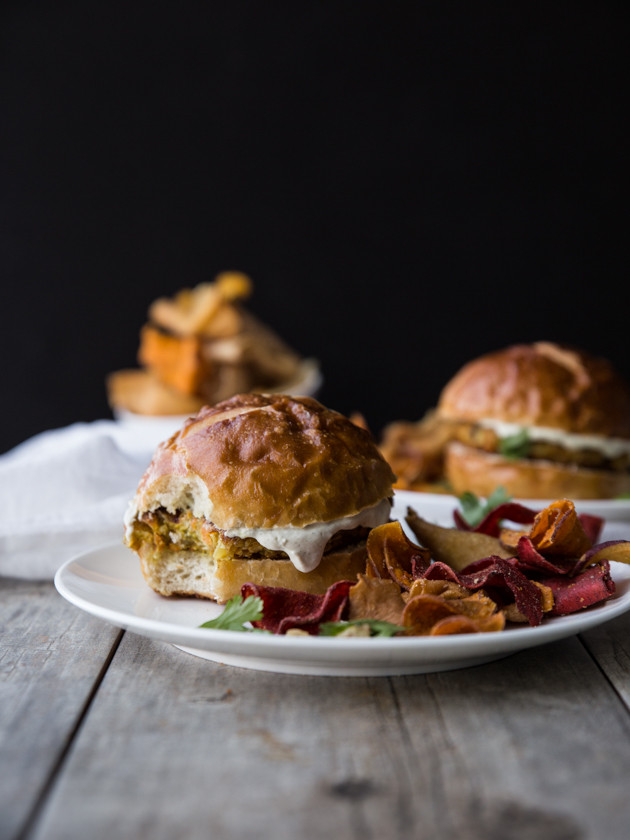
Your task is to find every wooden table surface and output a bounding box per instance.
[2,572,630,840]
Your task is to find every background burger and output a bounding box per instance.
[124,393,396,602]
[436,341,630,500]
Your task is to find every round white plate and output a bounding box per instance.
[393,489,630,524]
[54,540,630,677]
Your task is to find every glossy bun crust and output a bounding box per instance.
[133,393,396,529]
[438,341,630,437]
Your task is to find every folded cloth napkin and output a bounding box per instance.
[0,419,168,580]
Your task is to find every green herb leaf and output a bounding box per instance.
[498,427,531,459]
[199,594,264,631]
[319,619,405,637]
[458,486,512,528]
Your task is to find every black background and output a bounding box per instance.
[1,1,628,454]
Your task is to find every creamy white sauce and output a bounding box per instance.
[223,497,392,573]
[476,419,630,458]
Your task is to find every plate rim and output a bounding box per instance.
[54,541,630,671]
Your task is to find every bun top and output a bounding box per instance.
[437,342,630,438]
[132,393,396,529]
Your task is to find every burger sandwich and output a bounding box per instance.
[124,393,396,602]
[436,341,630,500]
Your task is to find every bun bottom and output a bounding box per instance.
[135,541,369,603]
[445,441,630,500]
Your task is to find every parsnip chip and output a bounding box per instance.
[405,507,513,572]
[407,578,471,601]
[348,575,406,625]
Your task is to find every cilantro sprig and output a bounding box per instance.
[319,619,405,638]
[199,594,264,631]
[458,486,512,528]
[498,427,531,459]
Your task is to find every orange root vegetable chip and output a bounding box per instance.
[529,499,592,557]
[366,520,430,589]
[406,507,513,572]
[348,575,406,625]
[402,591,502,636]
[429,612,506,635]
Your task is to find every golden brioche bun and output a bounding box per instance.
[437,342,630,499]
[438,341,630,437]
[125,394,396,601]
[133,393,395,530]
[446,441,630,500]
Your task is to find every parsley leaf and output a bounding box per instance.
[319,619,405,637]
[498,427,531,459]
[458,486,512,528]
[199,594,264,631]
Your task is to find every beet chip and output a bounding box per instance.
[425,556,545,626]
[544,563,615,616]
[515,536,579,576]
[578,513,604,545]
[240,580,353,635]
[454,502,537,537]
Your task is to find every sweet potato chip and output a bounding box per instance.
[402,592,504,636]
[529,499,592,557]
[366,520,430,588]
[429,613,506,635]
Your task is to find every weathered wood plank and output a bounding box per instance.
[28,624,630,840]
[0,580,121,840]
[580,610,630,709]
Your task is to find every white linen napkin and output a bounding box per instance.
[0,419,170,580]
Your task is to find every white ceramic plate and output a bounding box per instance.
[54,540,630,677]
[394,489,630,524]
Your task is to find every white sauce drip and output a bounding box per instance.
[223,497,392,573]
[477,419,630,459]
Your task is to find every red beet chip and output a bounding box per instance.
[515,536,579,576]
[578,513,604,545]
[240,580,353,635]
[424,556,544,626]
[544,563,615,616]
[454,502,538,537]
[423,561,463,584]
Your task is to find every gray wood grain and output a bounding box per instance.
[580,610,630,708]
[0,580,121,840]
[28,620,630,840]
